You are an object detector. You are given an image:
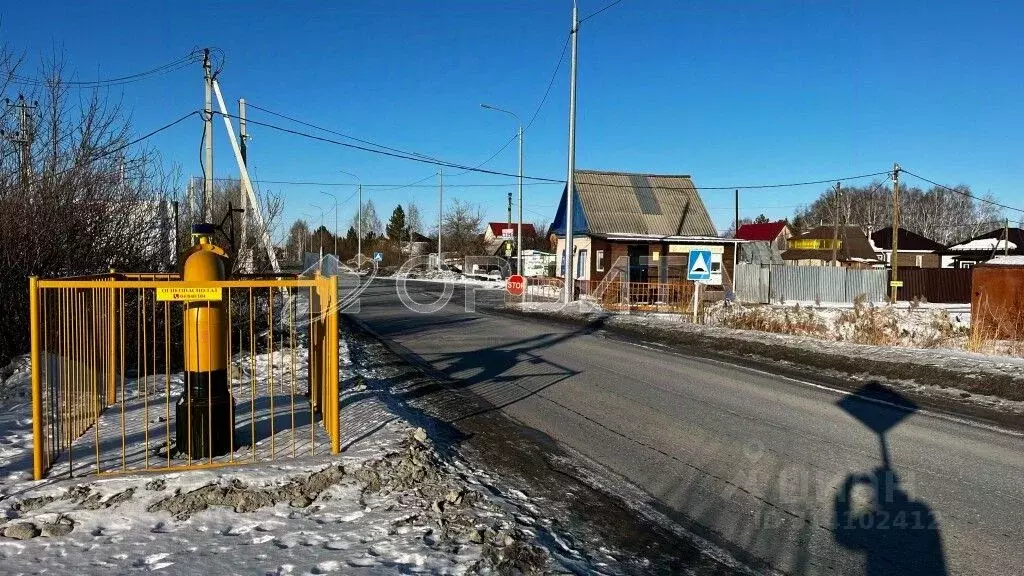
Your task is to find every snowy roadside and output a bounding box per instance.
[0,331,604,575]
[507,301,1024,417]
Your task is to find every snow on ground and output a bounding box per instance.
[0,325,588,575]
[391,272,505,290]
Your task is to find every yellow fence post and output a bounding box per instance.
[29,277,45,480]
[329,274,340,454]
[107,270,116,405]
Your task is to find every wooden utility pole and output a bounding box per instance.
[1004,218,1010,256]
[890,163,901,303]
[734,189,739,237]
[831,182,841,266]
[5,95,35,191]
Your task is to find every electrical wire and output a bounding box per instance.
[207,176,550,188]
[580,0,627,23]
[246,102,445,164]
[211,110,564,183]
[447,33,571,178]
[901,169,1024,214]
[10,50,204,88]
[18,110,199,189]
[214,111,895,193]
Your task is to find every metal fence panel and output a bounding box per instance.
[734,263,769,303]
[768,266,885,303]
[894,268,972,303]
[845,268,887,302]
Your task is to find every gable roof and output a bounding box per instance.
[486,222,536,237]
[736,221,790,242]
[871,227,945,252]
[945,228,1024,255]
[780,225,880,262]
[550,170,717,237]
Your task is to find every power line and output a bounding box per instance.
[901,169,1024,214]
[245,102,447,164]
[17,110,199,189]
[208,176,551,188]
[211,110,565,183]
[448,32,571,180]
[580,0,627,23]
[210,111,898,194]
[10,50,204,87]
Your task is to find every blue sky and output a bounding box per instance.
[3,1,1022,240]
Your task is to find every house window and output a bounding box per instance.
[596,250,604,272]
[915,255,922,267]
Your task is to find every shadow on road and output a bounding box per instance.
[833,382,947,575]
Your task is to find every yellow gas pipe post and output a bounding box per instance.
[176,224,234,459]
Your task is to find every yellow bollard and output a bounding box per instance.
[176,224,234,459]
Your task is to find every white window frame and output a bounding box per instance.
[596,249,604,272]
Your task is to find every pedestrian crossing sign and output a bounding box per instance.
[687,250,712,281]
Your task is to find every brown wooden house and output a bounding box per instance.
[549,170,742,285]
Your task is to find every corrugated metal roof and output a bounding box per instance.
[572,170,717,237]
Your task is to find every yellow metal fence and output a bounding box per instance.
[28,273,339,480]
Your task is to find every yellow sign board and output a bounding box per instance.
[156,287,223,302]
[889,280,904,288]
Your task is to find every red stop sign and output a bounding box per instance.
[506,274,526,295]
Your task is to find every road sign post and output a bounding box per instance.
[687,250,712,324]
[506,274,525,296]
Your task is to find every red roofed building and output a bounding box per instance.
[483,222,538,256]
[735,221,792,251]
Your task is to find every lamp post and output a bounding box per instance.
[481,103,524,274]
[319,190,338,256]
[310,203,325,255]
[338,170,361,259]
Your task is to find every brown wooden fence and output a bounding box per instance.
[891,268,973,304]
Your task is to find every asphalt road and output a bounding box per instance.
[350,277,1024,576]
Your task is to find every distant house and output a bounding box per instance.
[942,228,1024,268]
[780,226,881,268]
[870,227,944,269]
[482,222,537,257]
[550,170,742,285]
[403,231,432,256]
[735,221,792,251]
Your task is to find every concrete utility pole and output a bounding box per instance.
[238,97,249,268]
[203,48,213,223]
[890,163,901,304]
[320,191,338,256]
[357,184,363,259]
[831,182,841,266]
[564,1,579,303]
[238,98,248,165]
[438,168,443,271]
[481,103,524,273]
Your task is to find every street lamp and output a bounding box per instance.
[338,170,362,258]
[481,103,524,274]
[310,203,325,255]
[319,190,338,256]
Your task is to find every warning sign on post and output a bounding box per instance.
[156,287,223,302]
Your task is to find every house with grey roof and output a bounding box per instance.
[549,170,742,285]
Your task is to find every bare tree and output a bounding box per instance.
[0,50,181,363]
[794,182,1004,246]
[439,199,484,258]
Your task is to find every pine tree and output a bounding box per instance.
[386,205,407,241]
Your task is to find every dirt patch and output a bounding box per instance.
[147,465,346,520]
